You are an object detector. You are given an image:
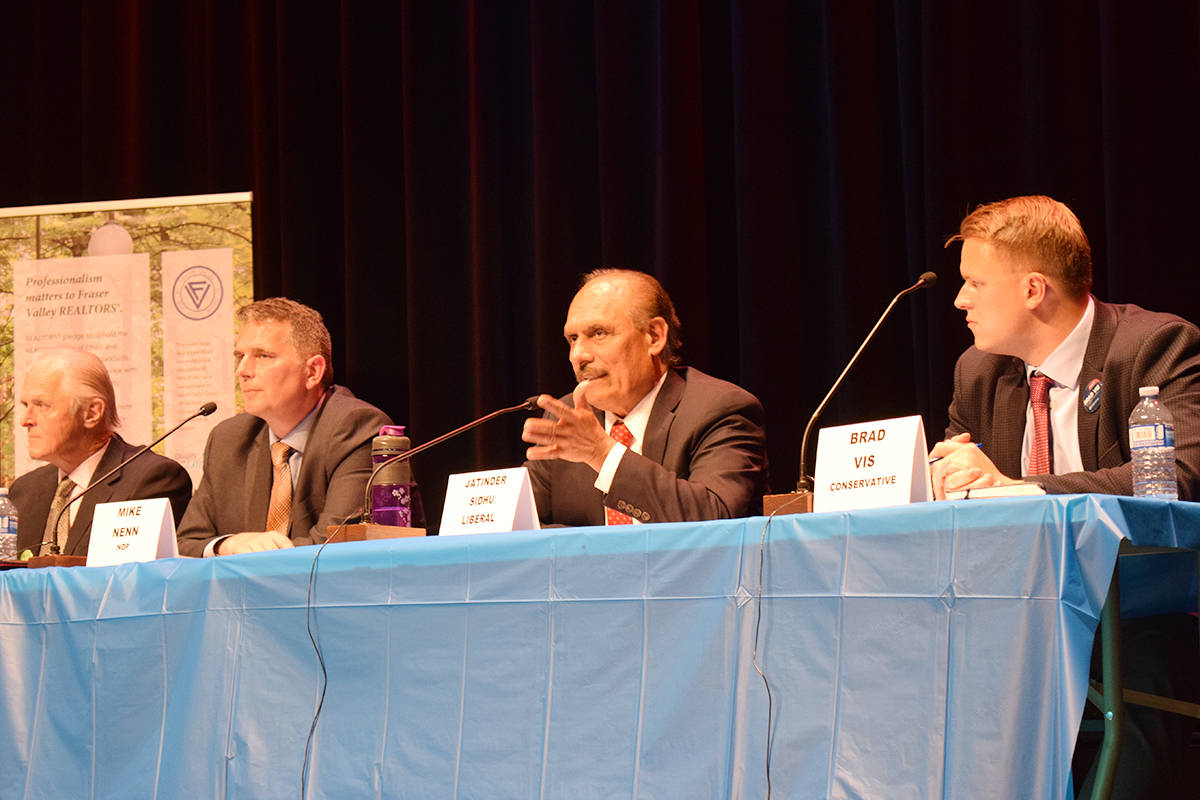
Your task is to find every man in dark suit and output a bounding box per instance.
[176,298,390,556]
[931,195,1200,798]
[522,269,768,526]
[930,195,1200,496]
[11,348,192,556]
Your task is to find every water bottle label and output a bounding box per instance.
[370,483,412,527]
[1130,423,1174,450]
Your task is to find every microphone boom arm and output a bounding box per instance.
[796,273,936,491]
[361,398,539,522]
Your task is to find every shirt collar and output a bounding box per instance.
[1025,295,1095,389]
[62,436,111,492]
[269,400,320,455]
[604,370,669,450]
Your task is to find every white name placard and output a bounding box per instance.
[86,498,178,567]
[439,467,541,536]
[813,415,932,513]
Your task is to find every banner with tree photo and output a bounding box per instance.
[0,193,252,487]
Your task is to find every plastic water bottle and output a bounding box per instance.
[1129,386,1178,499]
[369,425,419,526]
[0,488,19,560]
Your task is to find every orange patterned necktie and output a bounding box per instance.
[1027,372,1053,475]
[605,421,635,525]
[266,441,294,534]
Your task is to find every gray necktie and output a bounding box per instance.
[43,477,76,555]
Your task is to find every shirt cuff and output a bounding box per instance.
[593,442,628,494]
[203,535,231,558]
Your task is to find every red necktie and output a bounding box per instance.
[605,421,635,525]
[1027,372,1053,476]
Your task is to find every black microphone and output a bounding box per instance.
[359,397,540,523]
[794,272,937,493]
[42,401,218,555]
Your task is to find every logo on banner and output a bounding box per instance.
[172,265,223,320]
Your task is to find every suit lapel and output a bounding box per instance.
[1076,300,1117,472]
[290,388,335,530]
[247,425,273,530]
[642,369,684,466]
[992,360,1028,479]
[21,466,57,551]
[64,436,126,556]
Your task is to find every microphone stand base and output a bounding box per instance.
[762,490,814,516]
[328,523,428,541]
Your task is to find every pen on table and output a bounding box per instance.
[928,442,983,464]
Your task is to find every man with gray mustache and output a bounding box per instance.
[521,268,768,527]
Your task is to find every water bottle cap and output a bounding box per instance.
[1139,386,1160,397]
[379,425,406,436]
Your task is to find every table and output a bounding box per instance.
[1,495,1195,798]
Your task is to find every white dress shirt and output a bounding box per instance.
[1021,296,1095,476]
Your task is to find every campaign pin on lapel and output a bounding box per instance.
[1083,378,1102,413]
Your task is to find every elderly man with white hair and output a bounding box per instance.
[10,348,192,556]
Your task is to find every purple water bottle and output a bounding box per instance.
[370,425,414,526]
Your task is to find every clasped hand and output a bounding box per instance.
[928,432,1019,499]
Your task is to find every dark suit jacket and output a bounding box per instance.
[10,433,193,556]
[525,367,769,526]
[176,385,391,556]
[946,299,1200,498]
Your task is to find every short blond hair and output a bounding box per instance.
[948,195,1093,300]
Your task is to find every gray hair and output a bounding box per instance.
[32,348,120,431]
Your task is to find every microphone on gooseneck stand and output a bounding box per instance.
[762,272,937,515]
[41,402,218,555]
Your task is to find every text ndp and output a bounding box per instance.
[460,474,506,524]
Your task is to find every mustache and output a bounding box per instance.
[574,369,605,382]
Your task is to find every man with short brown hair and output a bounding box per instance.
[177,298,390,556]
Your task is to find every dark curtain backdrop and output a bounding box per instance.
[5,2,1200,526]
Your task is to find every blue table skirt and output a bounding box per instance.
[0,495,1194,799]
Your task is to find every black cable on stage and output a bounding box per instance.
[752,493,810,800]
[299,395,539,797]
[300,511,358,799]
